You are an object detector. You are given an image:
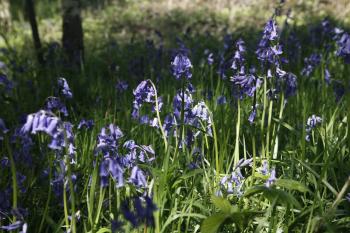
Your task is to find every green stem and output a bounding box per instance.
[66,157,77,233]
[38,156,53,232]
[266,100,273,163]
[6,137,18,221]
[148,80,168,150]
[211,120,220,181]
[63,182,70,231]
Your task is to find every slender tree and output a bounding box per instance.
[62,0,84,67]
[25,0,44,64]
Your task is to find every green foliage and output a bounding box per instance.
[1,1,350,233]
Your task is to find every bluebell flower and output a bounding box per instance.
[301,53,322,77]
[305,115,322,141]
[77,119,94,130]
[132,80,161,121]
[11,127,34,166]
[285,31,301,62]
[336,32,350,63]
[284,72,297,98]
[263,19,278,41]
[162,115,177,137]
[20,110,76,154]
[324,68,331,85]
[171,53,192,80]
[191,101,213,137]
[21,111,59,136]
[0,188,11,213]
[121,202,138,227]
[0,60,6,69]
[108,158,125,188]
[220,158,252,196]
[216,95,227,105]
[129,166,147,188]
[123,140,136,150]
[321,19,333,36]
[235,158,253,170]
[306,115,322,129]
[333,81,345,102]
[217,52,227,79]
[0,118,9,140]
[111,219,124,233]
[133,81,155,105]
[173,89,193,120]
[265,168,276,187]
[202,89,213,100]
[220,170,243,196]
[57,77,73,99]
[139,115,150,125]
[0,74,14,92]
[188,148,203,169]
[248,106,257,124]
[116,80,129,92]
[16,172,27,193]
[121,196,157,228]
[95,124,155,189]
[231,74,262,98]
[191,101,212,125]
[260,160,269,175]
[231,39,246,72]
[99,159,110,187]
[0,221,27,233]
[207,52,214,65]
[45,97,69,116]
[256,19,281,65]
[346,193,350,202]
[95,124,123,156]
[140,145,155,156]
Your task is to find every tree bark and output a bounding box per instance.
[62,0,84,67]
[0,0,11,32]
[25,0,44,65]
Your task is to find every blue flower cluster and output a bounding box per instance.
[20,110,76,155]
[95,124,155,189]
[77,119,94,130]
[336,32,350,63]
[58,77,73,99]
[121,195,157,228]
[171,52,192,80]
[219,158,252,196]
[305,115,322,141]
[256,19,281,66]
[259,160,277,188]
[132,80,163,126]
[301,53,322,77]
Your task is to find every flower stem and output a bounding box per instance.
[148,79,168,150]
[6,137,17,221]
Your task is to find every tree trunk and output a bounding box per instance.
[62,0,84,67]
[0,0,11,32]
[25,0,44,65]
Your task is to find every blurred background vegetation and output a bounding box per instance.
[1,0,350,49]
[1,0,350,102]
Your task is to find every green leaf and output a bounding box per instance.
[201,213,230,233]
[275,179,309,193]
[244,186,301,209]
[180,169,203,180]
[230,210,264,231]
[95,227,111,233]
[211,195,232,214]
